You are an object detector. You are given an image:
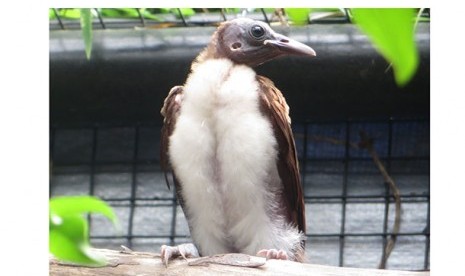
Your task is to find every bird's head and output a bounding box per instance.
[197,18,316,67]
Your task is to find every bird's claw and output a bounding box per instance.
[160,245,172,267]
[160,243,200,267]
[257,249,288,260]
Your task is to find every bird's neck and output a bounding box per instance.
[191,29,229,71]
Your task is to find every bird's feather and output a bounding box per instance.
[159,17,314,263]
[160,71,306,261]
[257,75,306,236]
[160,86,189,217]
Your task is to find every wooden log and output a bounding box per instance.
[49,248,430,276]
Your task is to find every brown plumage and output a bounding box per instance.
[257,75,306,237]
[160,18,315,264]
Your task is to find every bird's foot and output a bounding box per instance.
[256,249,288,260]
[160,243,200,267]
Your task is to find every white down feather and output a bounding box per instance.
[169,58,304,259]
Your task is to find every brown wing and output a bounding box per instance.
[160,85,183,175]
[160,86,188,211]
[257,75,306,235]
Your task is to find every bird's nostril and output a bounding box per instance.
[232,42,242,49]
[280,39,289,43]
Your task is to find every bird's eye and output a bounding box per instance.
[250,25,265,39]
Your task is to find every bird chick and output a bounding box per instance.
[160,18,316,266]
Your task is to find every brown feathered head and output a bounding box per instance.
[195,18,316,67]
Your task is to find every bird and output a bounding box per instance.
[159,18,316,265]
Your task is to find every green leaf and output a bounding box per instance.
[139,9,163,20]
[80,8,93,60]
[351,8,419,86]
[101,8,138,18]
[117,8,140,17]
[50,196,118,226]
[50,214,105,266]
[285,8,312,25]
[224,8,241,13]
[60,8,81,19]
[100,8,125,17]
[49,196,120,266]
[159,8,172,14]
[172,8,196,18]
[99,8,161,21]
[49,9,56,19]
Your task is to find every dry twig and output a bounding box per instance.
[358,131,401,269]
[307,131,402,269]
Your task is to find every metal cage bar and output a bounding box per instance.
[51,8,428,30]
[87,126,99,231]
[50,118,430,270]
[339,120,351,266]
[126,125,140,248]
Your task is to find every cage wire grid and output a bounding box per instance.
[49,8,430,31]
[50,7,430,270]
[49,8,351,31]
[50,118,430,270]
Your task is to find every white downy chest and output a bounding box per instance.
[168,59,302,256]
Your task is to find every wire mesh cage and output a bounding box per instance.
[49,8,430,271]
[49,8,353,31]
[50,118,429,270]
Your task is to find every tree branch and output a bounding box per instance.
[50,248,429,276]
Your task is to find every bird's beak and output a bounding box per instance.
[264,34,316,57]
